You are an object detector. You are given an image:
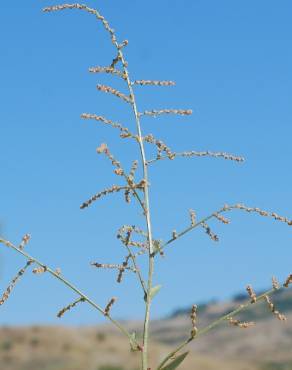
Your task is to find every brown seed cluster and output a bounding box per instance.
[272,276,280,290]
[180,150,244,162]
[265,295,287,321]
[81,113,135,139]
[32,266,47,274]
[19,234,31,250]
[0,260,34,306]
[89,66,126,79]
[97,84,132,104]
[144,134,174,160]
[139,109,192,117]
[214,213,230,224]
[129,160,139,183]
[189,209,196,226]
[117,255,131,283]
[91,262,136,272]
[172,230,178,239]
[246,285,257,303]
[225,204,292,226]
[228,318,255,329]
[43,4,119,47]
[133,80,175,86]
[110,53,122,69]
[80,185,127,209]
[201,222,219,242]
[104,297,117,316]
[190,304,198,338]
[284,274,292,288]
[57,297,85,318]
[147,149,244,165]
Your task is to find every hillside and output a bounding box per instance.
[1,289,291,370]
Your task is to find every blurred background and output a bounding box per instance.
[1,0,292,369]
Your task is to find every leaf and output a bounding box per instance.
[150,285,162,299]
[129,332,139,352]
[159,351,189,370]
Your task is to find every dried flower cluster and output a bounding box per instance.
[1,4,291,370]
[97,84,132,104]
[228,318,255,329]
[0,260,34,306]
[246,285,257,303]
[264,295,287,321]
[104,297,117,316]
[57,297,85,318]
[133,80,175,87]
[139,109,192,117]
[190,305,198,338]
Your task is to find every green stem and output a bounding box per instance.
[117,51,155,370]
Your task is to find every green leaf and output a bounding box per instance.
[159,351,189,370]
[153,239,163,255]
[129,332,139,352]
[150,284,162,299]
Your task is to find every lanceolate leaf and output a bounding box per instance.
[159,351,189,370]
[150,284,162,299]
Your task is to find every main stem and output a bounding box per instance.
[118,51,155,370]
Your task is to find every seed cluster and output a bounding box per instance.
[81,113,134,139]
[91,262,136,273]
[19,234,31,250]
[214,213,230,224]
[246,285,257,303]
[57,297,85,318]
[180,150,244,162]
[228,318,255,329]
[139,109,192,117]
[272,276,280,290]
[43,4,119,47]
[0,260,34,306]
[190,304,198,338]
[201,222,219,242]
[133,80,175,86]
[189,209,196,226]
[144,134,174,160]
[117,255,131,283]
[104,297,117,316]
[97,84,132,104]
[265,295,287,321]
[89,66,126,79]
[148,150,245,165]
[223,204,292,226]
[32,266,47,275]
[284,274,292,288]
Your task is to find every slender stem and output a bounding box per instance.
[157,286,280,369]
[116,50,155,370]
[159,212,222,254]
[0,238,137,345]
[127,246,147,295]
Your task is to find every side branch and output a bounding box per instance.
[139,109,192,117]
[0,237,138,345]
[133,80,175,87]
[147,150,245,165]
[160,203,292,253]
[89,66,126,80]
[157,283,290,369]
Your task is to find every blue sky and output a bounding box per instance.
[0,1,291,326]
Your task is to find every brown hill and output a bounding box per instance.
[1,289,291,370]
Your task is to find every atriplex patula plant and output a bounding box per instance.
[1,3,292,370]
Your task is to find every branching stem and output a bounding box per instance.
[157,286,281,369]
[0,238,138,346]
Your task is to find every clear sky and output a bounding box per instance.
[0,1,291,326]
